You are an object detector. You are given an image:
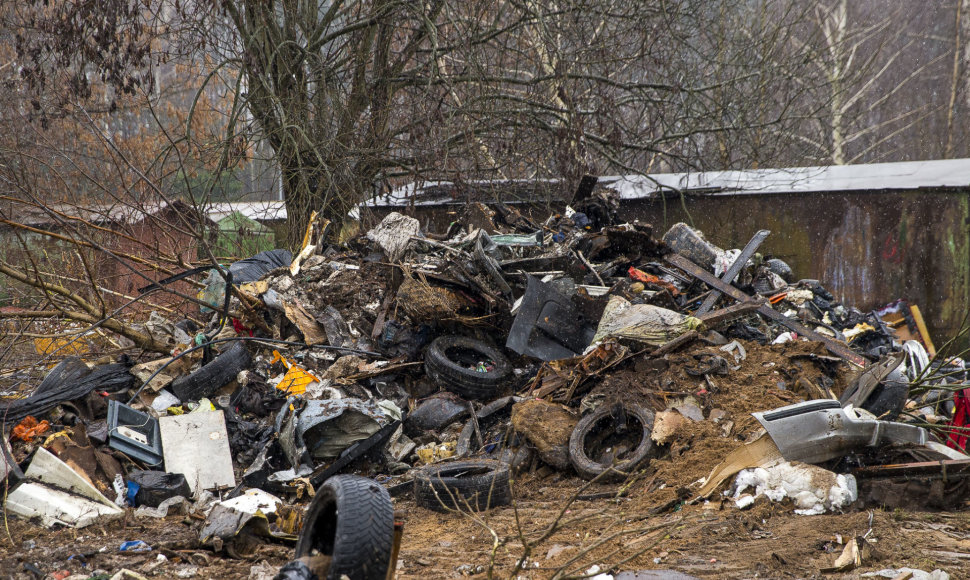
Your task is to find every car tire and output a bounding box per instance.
[569,403,655,481]
[424,336,512,400]
[171,341,252,402]
[413,460,512,512]
[294,475,394,580]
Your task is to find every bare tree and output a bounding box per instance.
[5,0,833,239]
[788,0,949,165]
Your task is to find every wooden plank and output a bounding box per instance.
[666,253,867,367]
[909,304,937,357]
[695,229,770,316]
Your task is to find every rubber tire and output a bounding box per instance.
[413,460,512,512]
[294,475,394,580]
[424,336,512,400]
[569,403,655,481]
[171,341,252,402]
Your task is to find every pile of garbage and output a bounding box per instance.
[2,200,969,579]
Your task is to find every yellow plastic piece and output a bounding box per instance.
[34,337,88,356]
[42,429,73,447]
[415,441,456,464]
[271,350,320,395]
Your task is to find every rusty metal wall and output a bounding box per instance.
[622,190,970,345]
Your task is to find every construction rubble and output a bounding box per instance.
[1,203,968,580]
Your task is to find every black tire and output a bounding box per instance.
[171,341,252,402]
[569,403,655,481]
[295,475,394,580]
[424,336,512,400]
[413,460,512,512]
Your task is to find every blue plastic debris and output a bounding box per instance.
[119,540,152,552]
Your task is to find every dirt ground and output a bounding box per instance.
[1,480,967,579]
[1,339,968,579]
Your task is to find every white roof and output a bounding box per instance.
[374,159,970,206]
[599,158,970,199]
[205,201,287,222]
[369,179,558,207]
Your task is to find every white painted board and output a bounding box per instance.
[159,410,236,494]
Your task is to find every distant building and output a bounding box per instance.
[0,199,215,313]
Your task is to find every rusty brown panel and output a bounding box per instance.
[622,191,969,345]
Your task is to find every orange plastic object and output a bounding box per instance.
[769,292,787,304]
[12,416,51,442]
[628,267,680,296]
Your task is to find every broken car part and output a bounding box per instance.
[840,351,909,419]
[753,399,927,464]
[506,276,596,361]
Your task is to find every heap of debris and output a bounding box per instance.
[1,200,967,579]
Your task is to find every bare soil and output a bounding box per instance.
[1,340,967,579]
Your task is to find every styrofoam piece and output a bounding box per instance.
[159,410,235,494]
[25,447,119,505]
[4,447,123,528]
[150,389,181,412]
[731,461,857,515]
[6,482,124,528]
[213,488,281,516]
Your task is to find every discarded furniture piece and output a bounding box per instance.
[852,458,970,510]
